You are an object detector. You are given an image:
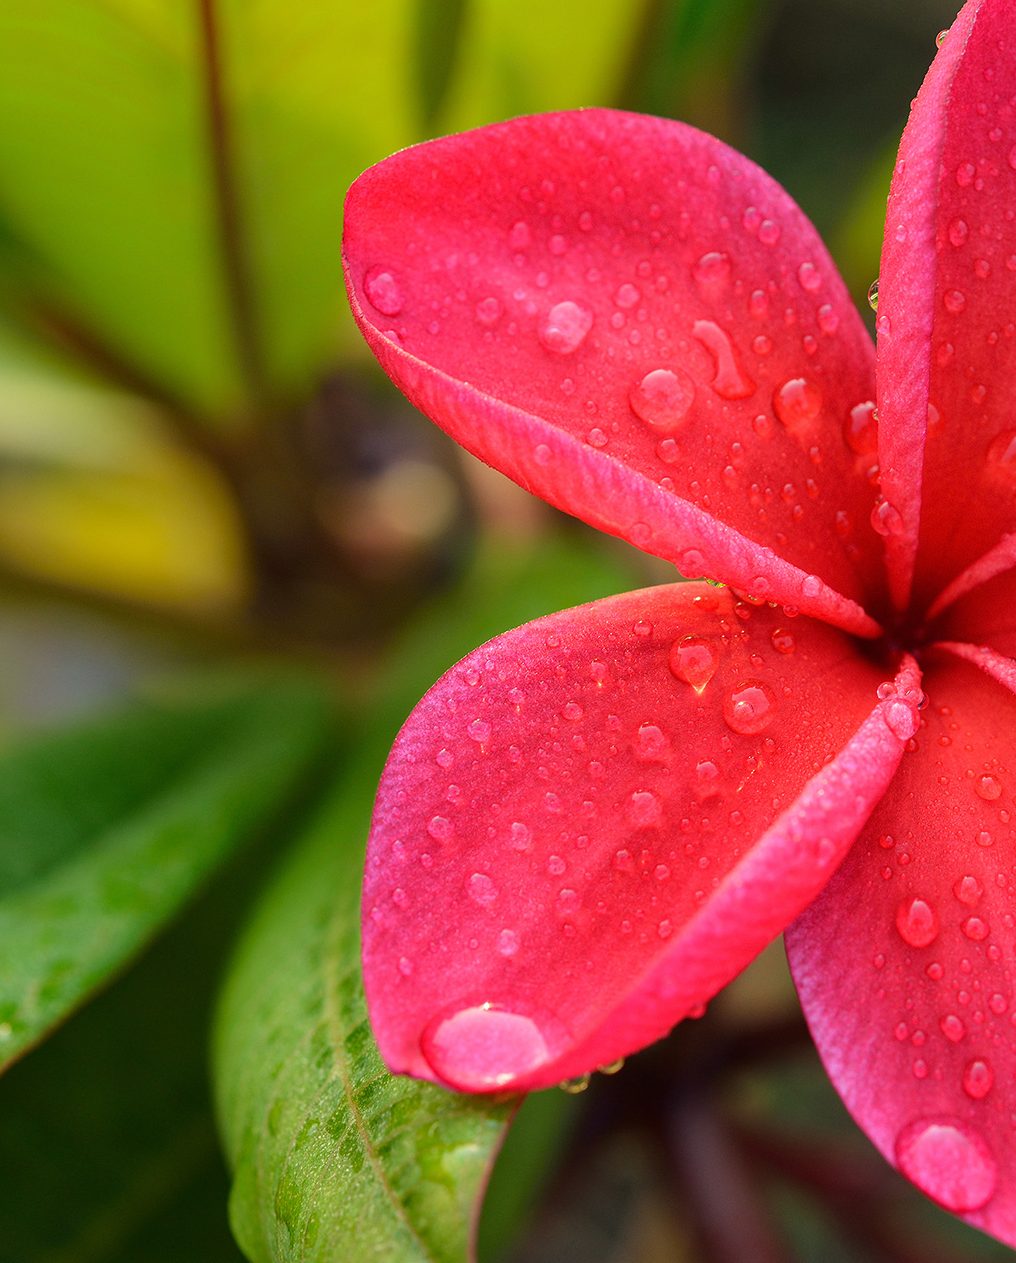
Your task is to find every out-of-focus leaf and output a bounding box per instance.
[0,678,330,1071]
[0,758,298,1263]
[216,0,420,395]
[830,139,895,310]
[214,529,640,1263]
[0,3,420,418]
[0,462,248,614]
[0,4,240,417]
[437,0,650,131]
[633,0,769,137]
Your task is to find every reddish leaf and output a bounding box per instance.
[344,110,885,635]
[788,652,1016,1246]
[877,0,1016,614]
[363,584,913,1093]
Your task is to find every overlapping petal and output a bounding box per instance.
[876,0,1016,614]
[363,584,915,1093]
[343,110,885,636]
[788,652,1016,1245]
[932,564,1016,660]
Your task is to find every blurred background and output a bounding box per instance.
[4,2,1011,1261]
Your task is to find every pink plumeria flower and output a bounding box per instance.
[344,0,1016,1243]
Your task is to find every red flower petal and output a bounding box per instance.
[344,110,884,636]
[363,584,913,1093]
[788,652,1016,1244]
[876,0,1016,614]
[932,564,1016,658]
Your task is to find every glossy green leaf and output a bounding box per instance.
[0,760,299,1263]
[0,678,329,1071]
[214,529,639,1263]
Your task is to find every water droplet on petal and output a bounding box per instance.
[774,378,823,435]
[540,301,592,354]
[467,872,498,906]
[615,282,640,309]
[867,279,879,311]
[428,815,454,842]
[844,401,879,455]
[634,723,671,762]
[884,697,919,741]
[692,250,732,292]
[723,680,775,735]
[509,821,532,852]
[943,289,967,315]
[421,1003,562,1089]
[628,789,663,828]
[497,929,519,957]
[629,367,696,433]
[936,28,949,47]
[468,718,491,745]
[560,1074,591,1094]
[668,636,719,693]
[770,627,796,655]
[963,1059,994,1100]
[895,897,939,947]
[895,1118,996,1212]
[975,774,1002,801]
[364,266,404,316]
[941,1013,966,1042]
[986,430,1016,478]
[953,875,983,906]
[476,296,503,326]
[508,221,531,250]
[871,499,904,537]
[692,320,755,399]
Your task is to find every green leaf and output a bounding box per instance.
[0,3,241,418]
[436,0,650,130]
[0,3,422,418]
[0,678,329,1071]
[0,772,287,1263]
[214,529,639,1263]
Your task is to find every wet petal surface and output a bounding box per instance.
[788,652,1016,1246]
[876,0,1016,612]
[363,583,911,1092]
[344,110,884,634]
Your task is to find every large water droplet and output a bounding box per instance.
[844,401,879,455]
[509,821,532,852]
[692,250,732,293]
[963,1059,995,1100]
[668,636,719,693]
[894,1118,997,1212]
[975,773,1002,802]
[634,723,671,763]
[692,320,755,399]
[421,1002,564,1089]
[629,367,695,433]
[540,301,592,354]
[723,681,775,735]
[628,789,663,828]
[867,278,879,311]
[364,266,404,316]
[774,378,822,435]
[895,897,939,947]
[467,872,498,906]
